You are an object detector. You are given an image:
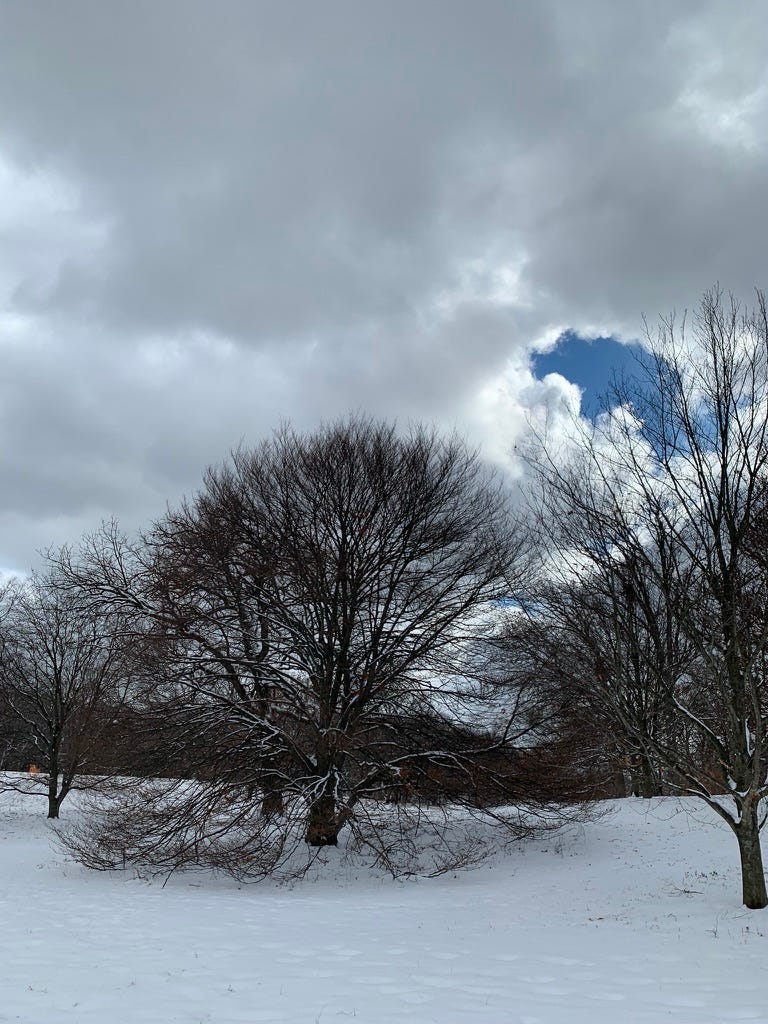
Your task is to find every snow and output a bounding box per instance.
[2,790,767,1023]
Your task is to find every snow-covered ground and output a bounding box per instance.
[2,790,767,1023]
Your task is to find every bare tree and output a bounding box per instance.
[523,288,768,908]
[0,570,136,818]
[495,605,638,799]
[226,419,530,846]
[58,418,563,876]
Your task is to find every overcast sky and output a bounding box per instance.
[0,1,767,572]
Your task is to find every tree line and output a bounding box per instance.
[1,289,768,907]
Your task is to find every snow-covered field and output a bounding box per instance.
[2,790,767,1024]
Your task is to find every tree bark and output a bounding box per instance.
[735,802,768,910]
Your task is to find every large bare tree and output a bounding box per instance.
[524,289,768,908]
[58,418,544,876]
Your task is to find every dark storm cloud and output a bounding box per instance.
[0,1,766,569]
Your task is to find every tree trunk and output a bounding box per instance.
[638,753,662,799]
[47,773,60,819]
[305,789,341,846]
[261,788,284,819]
[735,802,768,910]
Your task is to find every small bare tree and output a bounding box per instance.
[524,289,768,908]
[0,571,134,818]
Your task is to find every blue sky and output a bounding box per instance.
[534,332,642,417]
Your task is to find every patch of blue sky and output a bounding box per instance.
[533,331,643,418]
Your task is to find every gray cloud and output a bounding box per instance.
[0,1,766,569]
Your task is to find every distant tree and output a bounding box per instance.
[0,570,135,818]
[524,289,768,908]
[496,602,645,799]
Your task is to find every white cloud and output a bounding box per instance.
[0,2,766,567]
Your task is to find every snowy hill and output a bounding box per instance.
[1,790,765,1023]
